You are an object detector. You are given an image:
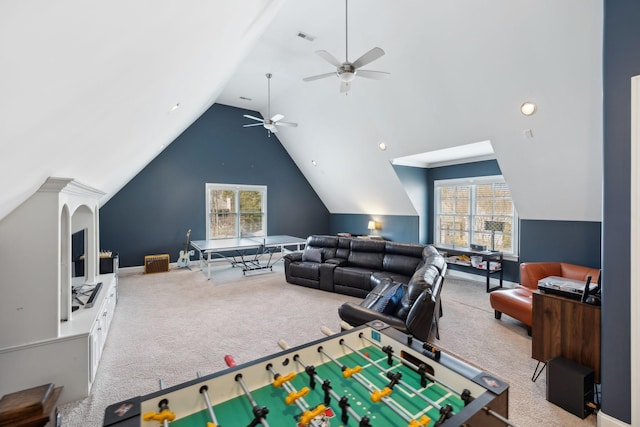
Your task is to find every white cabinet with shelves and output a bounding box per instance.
[0,177,117,404]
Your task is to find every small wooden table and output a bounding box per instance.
[531,291,601,383]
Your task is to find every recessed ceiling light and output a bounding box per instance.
[378,142,387,151]
[520,101,536,116]
[169,103,180,112]
[311,160,317,166]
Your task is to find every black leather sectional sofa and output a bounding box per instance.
[283,235,447,341]
[283,235,428,297]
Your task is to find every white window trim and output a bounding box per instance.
[205,183,267,240]
[434,175,519,258]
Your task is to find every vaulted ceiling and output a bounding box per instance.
[0,0,603,223]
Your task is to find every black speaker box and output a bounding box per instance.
[546,357,594,418]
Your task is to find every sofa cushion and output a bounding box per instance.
[334,266,375,291]
[382,242,426,276]
[305,235,338,260]
[348,239,385,270]
[302,247,322,263]
[489,286,534,326]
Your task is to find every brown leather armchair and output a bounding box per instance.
[489,262,600,334]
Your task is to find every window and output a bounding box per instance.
[434,176,518,256]
[205,184,267,239]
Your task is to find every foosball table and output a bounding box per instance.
[103,322,510,427]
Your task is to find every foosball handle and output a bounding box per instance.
[321,326,335,336]
[340,320,354,330]
[224,354,236,368]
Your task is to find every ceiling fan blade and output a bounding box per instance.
[351,47,385,69]
[243,123,263,128]
[275,121,298,128]
[303,72,337,82]
[340,81,351,93]
[270,113,284,122]
[315,50,342,67]
[243,114,264,122]
[356,69,390,80]
[264,123,278,133]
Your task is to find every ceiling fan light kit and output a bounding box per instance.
[242,73,298,136]
[303,0,389,93]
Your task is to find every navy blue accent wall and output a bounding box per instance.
[601,0,639,422]
[329,214,419,244]
[100,103,329,267]
[519,220,601,267]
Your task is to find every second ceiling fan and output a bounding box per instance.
[243,73,298,136]
[303,0,389,93]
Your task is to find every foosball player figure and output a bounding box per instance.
[321,379,332,406]
[142,398,176,425]
[385,371,402,390]
[248,405,269,427]
[461,389,474,406]
[417,363,429,388]
[434,404,454,426]
[305,365,318,389]
[382,345,394,366]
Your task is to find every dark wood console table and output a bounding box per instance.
[531,291,601,383]
[435,245,503,292]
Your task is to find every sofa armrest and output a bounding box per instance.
[338,302,408,332]
[284,252,303,263]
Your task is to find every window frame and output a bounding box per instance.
[433,175,519,258]
[205,183,267,240]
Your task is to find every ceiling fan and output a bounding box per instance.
[243,73,298,136]
[303,0,389,93]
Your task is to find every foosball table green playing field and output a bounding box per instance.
[103,322,511,427]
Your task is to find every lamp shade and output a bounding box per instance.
[367,221,376,231]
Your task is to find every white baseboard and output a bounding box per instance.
[598,410,631,427]
[445,269,518,288]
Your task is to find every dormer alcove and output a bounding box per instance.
[0,177,118,403]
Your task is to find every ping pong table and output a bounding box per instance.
[190,235,306,280]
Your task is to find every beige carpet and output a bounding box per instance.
[59,261,598,426]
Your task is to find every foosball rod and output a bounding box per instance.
[224,355,270,427]
[196,372,220,427]
[316,342,431,427]
[278,339,371,427]
[482,406,518,427]
[321,327,454,418]
[339,322,465,399]
[264,364,311,418]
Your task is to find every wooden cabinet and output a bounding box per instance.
[532,291,601,383]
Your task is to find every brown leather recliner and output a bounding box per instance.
[489,262,601,334]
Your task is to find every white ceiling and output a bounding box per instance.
[0,0,603,223]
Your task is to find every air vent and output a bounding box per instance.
[297,31,315,41]
[239,96,252,101]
